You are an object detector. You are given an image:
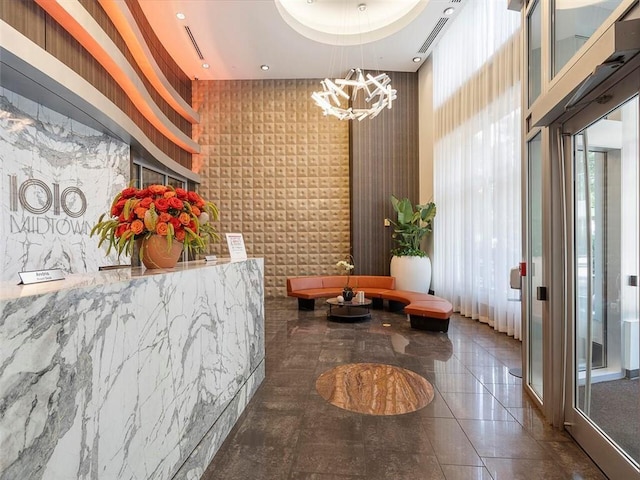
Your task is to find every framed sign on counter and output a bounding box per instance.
[226,233,247,260]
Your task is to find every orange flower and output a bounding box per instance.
[164,191,176,198]
[130,219,144,235]
[159,212,172,223]
[175,229,186,242]
[148,184,167,195]
[156,222,169,236]
[191,206,201,217]
[178,212,191,225]
[134,207,147,219]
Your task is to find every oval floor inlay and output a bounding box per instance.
[315,363,434,415]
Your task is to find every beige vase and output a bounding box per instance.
[139,235,183,269]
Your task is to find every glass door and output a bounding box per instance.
[565,94,639,479]
[527,132,544,399]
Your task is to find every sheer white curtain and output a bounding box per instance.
[432,0,523,339]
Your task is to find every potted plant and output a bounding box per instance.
[91,184,219,269]
[389,194,436,293]
[336,255,355,301]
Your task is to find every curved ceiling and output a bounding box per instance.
[139,0,465,81]
[274,0,429,46]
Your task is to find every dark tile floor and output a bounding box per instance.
[202,298,606,480]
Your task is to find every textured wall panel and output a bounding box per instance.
[193,79,351,297]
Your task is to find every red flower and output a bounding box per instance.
[175,229,186,242]
[139,197,153,208]
[121,187,137,199]
[175,188,187,200]
[187,191,202,204]
[159,212,172,223]
[155,197,170,212]
[135,188,150,198]
[168,197,184,210]
[169,217,181,230]
[115,223,129,238]
[111,198,127,216]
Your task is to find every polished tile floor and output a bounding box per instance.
[202,298,606,480]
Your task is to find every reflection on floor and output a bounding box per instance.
[316,362,435,415]
[202,298,606,480]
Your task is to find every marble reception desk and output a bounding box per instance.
[0,259,265,480]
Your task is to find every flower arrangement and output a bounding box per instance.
[336,255,355,290]
[91,184,220,259]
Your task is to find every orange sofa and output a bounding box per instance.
[286,275,453,332]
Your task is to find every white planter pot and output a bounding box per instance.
[390,255,432,293]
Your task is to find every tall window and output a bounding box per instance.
[433,0,522,338]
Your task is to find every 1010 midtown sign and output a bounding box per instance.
[8,175,91,235]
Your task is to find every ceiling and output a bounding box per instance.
[139,0,466,81]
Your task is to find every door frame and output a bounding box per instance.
[559,69,640,480]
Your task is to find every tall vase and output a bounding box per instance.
[139,235,183,269]
[390,255,432,293]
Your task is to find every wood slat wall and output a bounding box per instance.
[1,0,192,169]
[350,71,419,276]
[124,0,192,103]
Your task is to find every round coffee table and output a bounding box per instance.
[326,298,372,322]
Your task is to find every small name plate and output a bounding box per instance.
[205,255,217,262]
[18,269,65,285]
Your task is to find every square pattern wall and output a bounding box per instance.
[193,79,350,297]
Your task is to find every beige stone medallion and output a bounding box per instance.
[315,363,434,415]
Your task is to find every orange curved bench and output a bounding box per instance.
[286,275,453,333]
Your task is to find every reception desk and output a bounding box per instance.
[0,259,265,479]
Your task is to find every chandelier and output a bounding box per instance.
[311,68,397,121]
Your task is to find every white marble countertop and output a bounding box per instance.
[0,257,249,301]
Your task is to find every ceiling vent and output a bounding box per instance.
[184,26,204,60]
[417,17,448,54]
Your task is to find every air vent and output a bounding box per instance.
[451,0,462,2]
[417,18,448,54]
[184,26,204,60]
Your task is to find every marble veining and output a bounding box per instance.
[0,87,129,282]
[316,363,434,415]
[0,259,265,480]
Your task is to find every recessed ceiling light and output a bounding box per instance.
[260,64,270,71]
[412,57,421,63]
[176,12,185,20]
[443,7,455,15]
[202,63,210,69]
[307,0,314,3]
